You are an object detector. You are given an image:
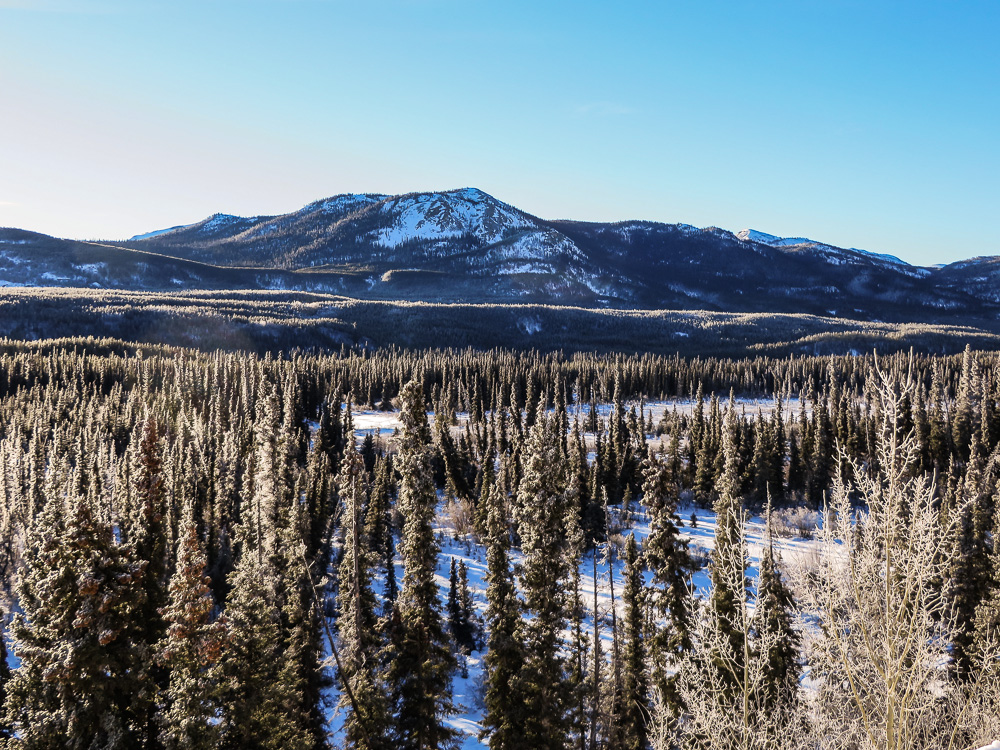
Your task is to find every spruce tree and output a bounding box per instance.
[947,440,993,680]
[365,455,397,607]
[641,445,693,709]
[273,518,326,750]
[386,379,458,750]
[127,415,171,749]
[156,515,227,750]
[515,407,573,750]
[974,497,1000,659]
[6,494,147,748]
[0,615,10,741]
[480,481,525,749]
[219,522,315,750]
[709,408,748,694]
[336,444,389,749]
[619,533,648,750]
[447,559,477,654]
[755,510,800,714]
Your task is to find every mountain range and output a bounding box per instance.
[2,187,999,327]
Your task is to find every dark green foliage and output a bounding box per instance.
[619,534,648,750]
[156,517,227,750]
[1,337,1000,747]
[218,515,322,750]
[709,408,749,694]
[127,415,170,748]
[480,481,526,750]
[948,479,994,680]
[365,455,398,607]
[386,380,458,750]
[0,617,9,741]
[642,445,694,707]
[514,408,574,750]
[755,529,801,714]
[336,445,389,749]
[448,558,477,655]
[6,496,147,749]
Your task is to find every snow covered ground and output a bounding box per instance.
[347,396,805,449]
[322,496,822,748]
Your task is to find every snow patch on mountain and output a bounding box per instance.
[737,228,816,247]
[737,228,930,277]
[203,213,248,232]
[304,194,386,215]
[374,189,534,248]
[129,224,192,241]
[492,229,586,264]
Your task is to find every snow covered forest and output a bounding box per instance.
[0,341,999,749]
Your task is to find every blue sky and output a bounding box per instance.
[1,0,997,265]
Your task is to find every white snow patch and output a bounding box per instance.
[374,189,535,249]
[129,224,191,241]
[737,228,813,247]
[73,263,105,274]
[517,316,542,335]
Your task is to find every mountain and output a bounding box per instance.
[3,188,999,328]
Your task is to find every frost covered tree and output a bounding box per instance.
[127,415,170,749]
[666,502,797,750]
[6,494,147,749]
[480,481,525,750]
[802,366,1000,750]
[364,454,397,607]
[642,444,694,709]
[385,379,458,750]
[755,505,800,716]
[708,407,748,695]
[219,517,319,750]
[619,533,648,750]
[156,513,227,750]
[514,406,574,750]
[335,442,388,750]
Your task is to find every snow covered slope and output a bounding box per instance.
[4,188,998,321]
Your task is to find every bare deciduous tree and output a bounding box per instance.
[798,365,1000,750]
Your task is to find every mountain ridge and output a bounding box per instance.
[3,187,999,330]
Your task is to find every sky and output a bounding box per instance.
[1,0,997,266]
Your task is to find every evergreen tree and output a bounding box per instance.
[443,556,479,676]
[336,444,389,749]
[619,533,648,750]
[6,495,147,748]
[127,415,171,749]
[156,516,227,750]
[642,445,693,710]
[219,522,315,750]
[480,481,525,749]
[974,497,1000,659]
[365,455,397,607]
[273,516,326,750]
[514,407,573,750]
[709,408,749,694]
[386,379,458,750]
[947,458,993,680]
[0,614,10,741]
[755,509,800,714]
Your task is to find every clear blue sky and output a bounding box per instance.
[1,0,997,266]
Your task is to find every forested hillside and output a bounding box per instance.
[0,343,998,748]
